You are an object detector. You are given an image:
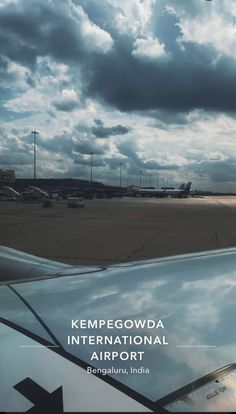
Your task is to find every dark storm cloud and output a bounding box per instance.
[75,140,108,155]
[83,1,236,114]
[0,56,9,79]
[73,122,110,154]
[37,129,108,158]
[53,100,79,112]
[138,109,195,128]
[0,0,100,67]
[118,141,139,160]
[37,134,75,156]
[87,43,236,113]
[192,159,236,183]
[91,119,130,138]
[2,0,236,115]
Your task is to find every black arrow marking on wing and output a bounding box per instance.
[14,377,63,413]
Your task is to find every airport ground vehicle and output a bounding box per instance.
[67,196,85,208]
[0,245,235,412]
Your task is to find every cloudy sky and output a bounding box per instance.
[0,0,236,190]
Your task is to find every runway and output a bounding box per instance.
[1,196,236,268]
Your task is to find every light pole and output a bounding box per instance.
[90,152,93,187]
[119,162,123,187]
[149,174,152,187]
[139,170,142,188]
[31,129,39,182]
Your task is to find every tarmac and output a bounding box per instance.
[1,196,236,268]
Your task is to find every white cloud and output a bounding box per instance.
[81,18,113,53]
[5,89,49,113]
[204,152,229,162]
[2,0,236,190]
[69,2,114,53]
[132,36,167,60]
[53,89,80,112]
[178,10,236,59]
[112,0,156,37]
[3,56,81,115]
[61,89,77,100]
[0,0,20,7]
[6,60,31,88]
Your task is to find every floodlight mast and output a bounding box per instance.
[90,152,93,187]
[119,162,124,187]
[31,129,39,182]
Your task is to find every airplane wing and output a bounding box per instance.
[1,245,236,412]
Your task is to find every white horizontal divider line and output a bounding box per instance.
[20,345,60,348]
[176,345,217,348]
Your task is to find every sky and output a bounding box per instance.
[0,0,236,191]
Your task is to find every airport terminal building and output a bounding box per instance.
[0,170,15,184]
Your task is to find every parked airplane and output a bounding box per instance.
[135,182,192,198]
[165,181,192,197]
[0,244,236,412]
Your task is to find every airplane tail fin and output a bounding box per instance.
[178,183,185,190]
[183,182,192,194]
